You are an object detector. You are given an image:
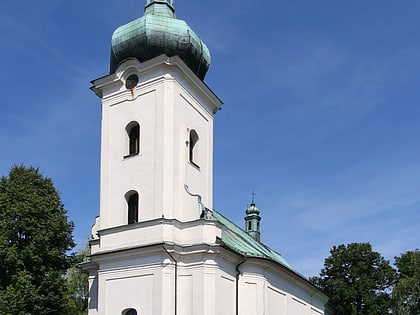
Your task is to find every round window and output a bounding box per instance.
[125,74,139,90]
[125,309,137,315]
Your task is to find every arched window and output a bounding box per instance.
[189,129,199,167]
[126,191,139,224]
[123,309,137,315]
[126,122,140,156]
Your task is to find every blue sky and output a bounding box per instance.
[1,0,419,278]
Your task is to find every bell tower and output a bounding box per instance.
[92,0,221,231]
[84,3,222,313]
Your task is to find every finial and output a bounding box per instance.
[251,190,256,205]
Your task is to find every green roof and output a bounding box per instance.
[110,1,211,80]
[212,210,294,270]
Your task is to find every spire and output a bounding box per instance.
[244,192,261,242]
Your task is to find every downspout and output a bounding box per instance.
[184,184,212,219]
[163,246,178,315]
[236,256,247,315]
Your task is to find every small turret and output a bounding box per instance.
[245,192,261,242]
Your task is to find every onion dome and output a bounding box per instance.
[110,0,211,80]
[246,203,260,216]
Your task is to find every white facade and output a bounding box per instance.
[85,234,328,315]
[83,51,328,315]
[93,55,219,229]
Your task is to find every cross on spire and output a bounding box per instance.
[251,190,256,204]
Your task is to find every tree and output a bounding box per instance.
[0,165,75,315]
[66,246,89,315]
[310,243,396,315]
[392,250,420,315]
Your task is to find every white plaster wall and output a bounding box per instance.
[104,274,154,315]
[216,275,236,315]
[238,261,327,315]
[88,240,328,315]
[172,89,214,220]
[92,219,222,254]
[96,261,165,315]
[101,88,158,228]
[90,247,230,315]
[266,286,287,315]
[94,57,219,230]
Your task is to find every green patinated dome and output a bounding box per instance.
[110,0,211,80]
[246,203,260,216]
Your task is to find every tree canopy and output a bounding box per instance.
[392,249,420,315]
[310,242,396,315]
[0,165,75,314]
[65,246,89,315]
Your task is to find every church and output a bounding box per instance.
[81,1,330,314]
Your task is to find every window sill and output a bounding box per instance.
[124,153,139,159]
[189,161,200,170]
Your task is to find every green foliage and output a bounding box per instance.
[0,165,75,315]
[392,250,420,315]
[65,247,89,315]
[310,243,396,315]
